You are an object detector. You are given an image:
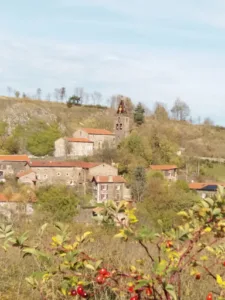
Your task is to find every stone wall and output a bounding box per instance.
[31,166,86,187]
[0,162,29,177]
[0,202,34,219]
[73,130,115,150]
[88,164,118,180]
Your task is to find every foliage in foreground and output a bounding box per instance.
[2,188,225,299]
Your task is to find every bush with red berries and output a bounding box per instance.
[2,187,225,299]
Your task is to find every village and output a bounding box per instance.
[0,98,223,220]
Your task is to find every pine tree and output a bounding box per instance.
[134,102,145,125]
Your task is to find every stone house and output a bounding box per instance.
[73,128,115,151]
[189,182,225,199]
[16,169,37,188]
[54,137,94,158]
[149,165,178,181]
[28,161,118,191]
[92,175,131,203]
[0,193,35,219]
[0,155,30,178]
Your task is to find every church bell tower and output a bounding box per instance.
[114,97,131,144]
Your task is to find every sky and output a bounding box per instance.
[1,0,225,124]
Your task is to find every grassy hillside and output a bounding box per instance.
[1,96,225,160]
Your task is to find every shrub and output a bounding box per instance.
[27,121,61,156]
[36,185,79,222]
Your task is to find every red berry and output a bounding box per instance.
[223,262,225,267]
[130,296,139,300]
[96,274,105,284]
[146,287,153,296]
[166,241,173,248]
[82,291,88,298]
[206,292,213,300]
[195,273,201,280]
[99,268,108,276]
[77,285,84,296]
[105,271,111,278]
[70,289,77,296]
[128,286,135,293]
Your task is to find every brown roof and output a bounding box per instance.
[16,169,36,179]
[150,165,178,171]
[29,161,101,169]
[93,176,126,183]
[65,137,93,143]
[0,155,30,162]
[189,182,225,190]
[82,128,114,136]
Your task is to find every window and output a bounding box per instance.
[101,184,108,191]
[120,124,123,130]
[101,194,108,201]
[57,172,61,176]
[66,173,69,176]
[116,185,120,191]
[44,174,48,179]
[116,124,119,130]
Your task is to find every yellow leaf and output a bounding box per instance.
[216,275,225,288]
[61,288,67,295]
[204,227,211,233]
[52,235,63,245]
[200,256,208,261]
[130,265,136,272]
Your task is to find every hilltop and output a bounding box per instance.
[1,95,225,164]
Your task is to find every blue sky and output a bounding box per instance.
[1,0,225,124]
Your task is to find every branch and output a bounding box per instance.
[138,240,154,262]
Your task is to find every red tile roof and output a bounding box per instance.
[65,137,93,143]
[150,165,178,171]
[189,182,225,190]
[0,155,29,162]
[29,160,101,169]
[16,169,36,178]
[93,176,126,183]
[82,128,114,136]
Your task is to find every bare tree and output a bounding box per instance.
[54,88,60,101]
[60,87,66,102]
[7,86,12,97]
[36,88,42,100]
[204,117,214,126]
[74,87,84,104]
[84,92,90,105]
[22,93,27,98]
[46,93,51,101]
[171,98,190,121]
[92,91,102,105]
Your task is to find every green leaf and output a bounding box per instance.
[204,198,214,206]
[166,284,177,300]
[135,280,149,290]
[83,262,95,271]
[212,208,221,216]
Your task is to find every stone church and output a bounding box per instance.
[54,97,132,158]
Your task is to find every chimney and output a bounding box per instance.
[109,175,113,182]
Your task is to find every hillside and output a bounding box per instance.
[1,96,225,161]
[0,96,114,135]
